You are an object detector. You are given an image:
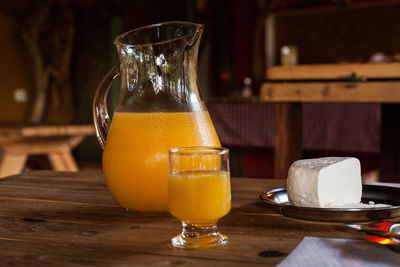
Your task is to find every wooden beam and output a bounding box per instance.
[260,81,400,102]
[0,125,95,139]
[2,140,73,155]
[20,125,95,137]
[266,63,400,80]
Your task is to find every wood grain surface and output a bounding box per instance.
[0,171,367,266]
[266,63,400,80]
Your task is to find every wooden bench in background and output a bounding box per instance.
[0,125,96,178]
[260,62,400,182]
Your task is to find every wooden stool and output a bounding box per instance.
[0,125,95,178]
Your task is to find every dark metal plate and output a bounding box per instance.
[260,185,400,222]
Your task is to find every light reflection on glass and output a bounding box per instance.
[365,234,399,245]
[364,222,400,245]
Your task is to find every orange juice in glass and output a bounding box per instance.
[169,170,231,224]
[102,111,220,212]
[168,147,231,249]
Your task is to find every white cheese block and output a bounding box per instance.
[287,157,362,208]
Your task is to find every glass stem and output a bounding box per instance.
[171,222,228,248]
[181,222,219,239]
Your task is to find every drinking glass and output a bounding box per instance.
[168,147,231,249]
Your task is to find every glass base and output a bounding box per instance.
[171,222,228,249]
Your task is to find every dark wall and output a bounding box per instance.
[72,0,190,162]
[275,4,400,64]
[119,0,189,31]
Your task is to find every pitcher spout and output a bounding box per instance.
[114,21,203,48]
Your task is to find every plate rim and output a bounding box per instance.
[260,186,400,212]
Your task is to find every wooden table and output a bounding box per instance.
[0,171,372,266]
[0,125,95,177]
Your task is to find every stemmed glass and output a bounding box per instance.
[168,147,231,249]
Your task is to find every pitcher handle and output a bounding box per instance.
[93,66,120,149]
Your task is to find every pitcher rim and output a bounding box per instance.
[169,146,229,156]
[114,21,204,48]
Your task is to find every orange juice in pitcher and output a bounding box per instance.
[93,22,221,212]
[102,111,220,211]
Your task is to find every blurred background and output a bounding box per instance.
[1,0,400,182]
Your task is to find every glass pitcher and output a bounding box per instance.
[93,21,221,212]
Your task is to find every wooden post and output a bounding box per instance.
[0,151,27,178]
[274,103,302,179]
[380,104,400,182]
[48,150,79,171]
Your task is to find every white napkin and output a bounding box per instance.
[277,237,400,267]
